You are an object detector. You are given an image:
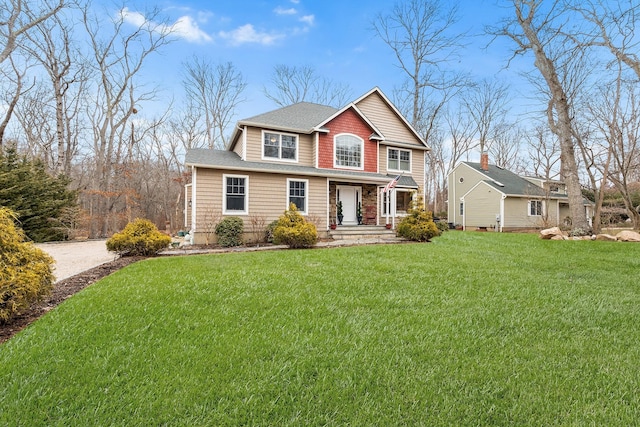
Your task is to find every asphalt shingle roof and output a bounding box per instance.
[239,102,339,133]
[463,162,564,198]
[185,149,418,187]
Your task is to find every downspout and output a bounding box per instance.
[191,165,197,242]
[461,196,465,230]
[500,194,506,232]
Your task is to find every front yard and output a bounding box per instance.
[1,232,640,425]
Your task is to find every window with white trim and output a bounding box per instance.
[529,200,543,216]
[263,131,297,161]
[223,175,248,214]
[334,134,363,169]
[388,148,411,172]
[287,179,307,214]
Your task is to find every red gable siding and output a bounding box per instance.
[318,108,378,172]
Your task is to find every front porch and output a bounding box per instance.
[328,225,400,241]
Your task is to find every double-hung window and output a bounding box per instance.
[335,134,363,169]
[224,174,248,214]
[388,148,411,172]
[529,200,543,216]
[263,132,297,161]
[287,179,307,214]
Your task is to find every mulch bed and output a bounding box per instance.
[0,256,145,345]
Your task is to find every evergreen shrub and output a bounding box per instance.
[0,207,55,322]
[273,203,318,248]
[215,217,244,247]
[396,196,441,242]
[106,218,171,256]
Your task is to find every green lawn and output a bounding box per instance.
[2,232,640,426]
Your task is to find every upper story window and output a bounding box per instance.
[388,148,411,172]
[334,133,363,169]
[263,131,297,161]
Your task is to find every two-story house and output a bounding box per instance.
[184,87,430,244]
[448,153,593,231]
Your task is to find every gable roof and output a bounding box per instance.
[353,87,429,150]
[461,162,561,198]
[238,102,338,134]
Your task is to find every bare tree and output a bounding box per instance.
[182,57,247,149]
[525,124,561,179]
[263,64,352,108]
[0,0,65,64]
[82,5,173,237]
[464,79,511,155]
[489,122,523,171]
[0,55,33,145]
[23,12,87,174]
[494,0,590,232]
[576,0,640,79]
[372,0,467,137]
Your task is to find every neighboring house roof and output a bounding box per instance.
[185,149,419,188]
[461,162,567,199]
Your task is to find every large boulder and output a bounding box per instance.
[540,227,565,240]
[616,230,640,242]
[595,234,617,242]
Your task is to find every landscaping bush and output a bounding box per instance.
[106,218,171,256]
[265,220,279,243]
[215,217,244,247]
[436,220,449,234]
[273,203,318,248]
[0,207,55,322]
[396,196,440,242]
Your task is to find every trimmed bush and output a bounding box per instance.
[273,203,318,248]
[0,207,55,322]
[396,196,440,242]
[106,218,171,256]
[436,220,449,234]
[215,217,244,247]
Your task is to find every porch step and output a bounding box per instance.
[329,225,398,241]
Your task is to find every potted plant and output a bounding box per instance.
[336,201,343,225]
[356,202,363,225]
[330,218,337,230]
[385,223,392,229]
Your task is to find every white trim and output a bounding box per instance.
[334,133,364,170]
[286,178,309,215]
[315,132,319,169]
[387,147,412,173]
[528,199,544,217]
[222,173,249,215]
[241,125,248,160]
[184,183,192,228]
[261,130,299,163]
[191,166,197,232]
[350,87,429,149]
[315,104,384,141]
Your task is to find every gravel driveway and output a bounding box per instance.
[36,240,117,282]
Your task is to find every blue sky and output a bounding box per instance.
[115,0,525,120]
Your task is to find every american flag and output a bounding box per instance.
[383,174,401,193]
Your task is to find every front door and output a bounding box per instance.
[337,185,361,225]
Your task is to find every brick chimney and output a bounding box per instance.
[480,151,489,171]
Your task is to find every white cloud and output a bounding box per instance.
[299,14,315,26]
[171,15,213,43]
[274,7,297,15]
[218,24,283,46]
[119,7,213,44]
